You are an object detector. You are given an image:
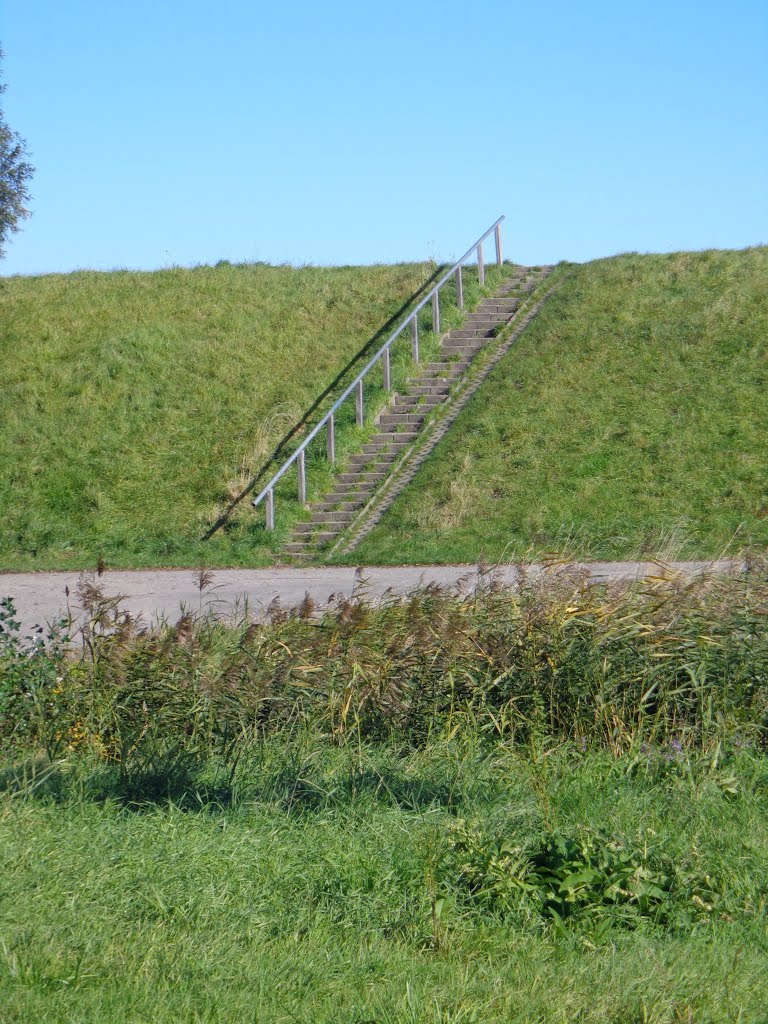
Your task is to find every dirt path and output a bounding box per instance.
[0,561,740,635]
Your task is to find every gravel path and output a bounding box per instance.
[0,561,740,635]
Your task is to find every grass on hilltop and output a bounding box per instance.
[345,247,768,565]
[0,259,506,571]
[1,565,767,1022]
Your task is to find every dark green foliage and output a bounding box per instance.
[444,820,721,936]
[0,51,34,260]
[0,597,72,760]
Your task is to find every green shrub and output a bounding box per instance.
[443,819,722,937]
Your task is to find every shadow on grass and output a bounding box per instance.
[0,750,473,815]
[201,263,447,541]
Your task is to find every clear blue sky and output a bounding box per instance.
[2,0,766,275]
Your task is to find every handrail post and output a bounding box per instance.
[410,316,419,363]
[326,413,335,464]
[494,224,502,266]
[382,347,391,391]
[297,449,306,503]
[265,488,274,530]
[355,379,364,426]
[455,266,463,309]
[432,291,440,334]
[477,241,485,287]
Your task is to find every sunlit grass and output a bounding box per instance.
[0,261,435,569]
[0,258,509,570]
[1,566,766,1021]
[348,247,768,564]
[1,745,766,1023]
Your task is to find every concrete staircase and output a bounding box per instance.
[282,265,551,560]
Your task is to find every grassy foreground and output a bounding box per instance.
[348,247,768,564]
[2,745,766,1023]
[1,565,767,1021]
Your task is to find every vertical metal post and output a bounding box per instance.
[410,316,419,363]
[432,291,440,335]
[297,449,306,503]
[494,224,502,266]
[477,241,485,287]
[265,488,274,530]
[455,266,464,309]
[382,347,391,391]
[326,413,335,464]
[355,379,364,426]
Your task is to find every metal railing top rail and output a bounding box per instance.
[251,215,505,519]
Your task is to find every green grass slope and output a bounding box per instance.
[348,248,768,564]
[0,261,435,570]
[3,748,766,1023]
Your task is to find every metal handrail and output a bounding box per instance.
[252,215,505,526]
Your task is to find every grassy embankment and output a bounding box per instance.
[1,564,766,1021]
[0,260,507,571]
[347,247,768,564]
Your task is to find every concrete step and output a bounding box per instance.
[421,368,468,380]
[332,473,378,488]
[421,362,462,374]
[329,477,370,491]
[480,301,519,312]
[346,450,398,466]
[337,470,388,483]
[392,394,443,410]
[378,412,425,426]
[443,339,483,349]
[462,313,506,322]
[321,482,373,499]
[284,542,309,554]
[362,441,409,456]
[422,360,466,372]
[369,431,419,443]
[418,364,463,378]
[440,349,481,359]
[409,384,450,396]
[308,509,356,524]
[293,522,315,534]
[314,497,368,512]
[314,530,340,545]
[450,328,494,340]
[347,448,399,462]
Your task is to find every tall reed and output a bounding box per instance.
[1,561,765,773]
